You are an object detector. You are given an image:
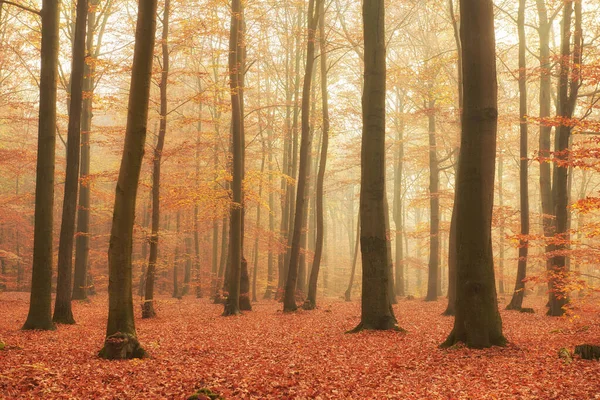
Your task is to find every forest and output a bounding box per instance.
[0,0,599,398]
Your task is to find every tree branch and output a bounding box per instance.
[0,0,40,16]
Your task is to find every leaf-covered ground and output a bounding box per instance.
[0,292,599,399]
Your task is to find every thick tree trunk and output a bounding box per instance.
[304,1,329,310]
[425,98,439,302]
[22,0,60,332]
[548,1,581,316]
[283,0,321,312]
[442,0,505,349]
[351,0,399,332]
[99,0,157,359]
[53,0,88,325]
[507,0,529,311]
[223,0,244,316]
[142,0,170,319]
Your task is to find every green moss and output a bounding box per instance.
[187,388,224,400]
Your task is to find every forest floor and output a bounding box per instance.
[0,292,599,399]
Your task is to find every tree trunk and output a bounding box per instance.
[443,0,462,316]
[142,0,170,319]
[393,91,405,297]
[507,0,529,311]
[344,215,360,302]
[264,114,276,299]
[425,98,439,302]
[548,1,581,316]
[304,1,329,310]
[223,0,244,316]
[497,153,505,295]
[283,0,321,313]
[53,0,88,325]
[350,0,399,332]
[441,0,505,349]
[73,0,102,301]
[173,211,180,298]
[99,0,157,359]
[22,0,60,332]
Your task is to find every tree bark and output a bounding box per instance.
[425,98,439,302]
[350,0,399,332]
[223,0,244,316]
[548,1,581,316]
[507,0,529,311]
[22,0,60,332]
[443,0,462,316]
[283,0,321,312]
[142,0,170,319]
[441,0,505,349]
[99,0,157,359]
[53,0,88,325]
[304,1,329,310]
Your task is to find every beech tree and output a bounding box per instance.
[351,0,399,332]
[22,0,60,332]
[99,0,158,359]
[283,0,322,312]
[441,0,505,348]
[53,0,88,325]
[143,0,170,319]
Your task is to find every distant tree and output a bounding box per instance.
[22,0,60,332]
[98,0,158,359]
[350,0,400,332]
[441,0,505,348]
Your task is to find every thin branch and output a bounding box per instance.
[0,0,40,16]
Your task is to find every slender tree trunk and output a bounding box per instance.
[22,0,60,331]
[172,211,180,298]
[443,0,462,316]
[304,1,328,310]
[497,153,505,295]
[442,0,505,349]
[142,0,170,319]
[536,0,555,301]
[264,116,276,299]
[72,0,101,301]
[507,0,529,311]
[53,0,88,325]
[196,80,204,298]
[183,236,192,296]
[350,0,399,332]
[344,215,360,302]
[393,91,405,297]
[283,0,321,312]
[99,0,157,359]
[425,98,439,302]
[548,1,581,316]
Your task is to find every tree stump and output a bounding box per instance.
[574,344,600,360]
[98,332,147,360]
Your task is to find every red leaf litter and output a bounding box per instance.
[0,292,599,399]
